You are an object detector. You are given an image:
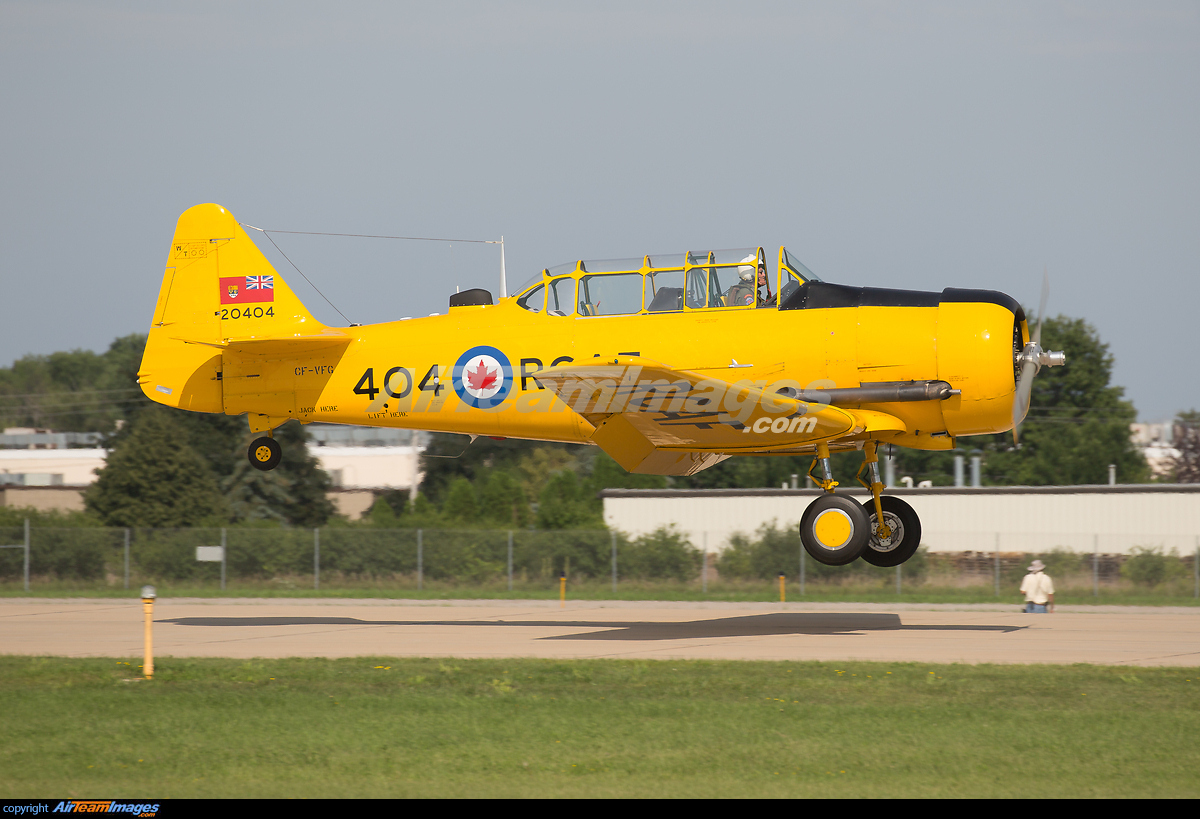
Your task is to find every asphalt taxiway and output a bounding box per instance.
[2,598,1197,666]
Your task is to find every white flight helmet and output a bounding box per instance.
[738,253,758,283]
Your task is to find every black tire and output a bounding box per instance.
[799,494,870,566]
[860,496,922,567]
[248,437,282,471]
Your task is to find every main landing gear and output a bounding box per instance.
[799,441,922,567]
[248,433,282,471]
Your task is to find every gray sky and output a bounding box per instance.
[1,1,1197,420]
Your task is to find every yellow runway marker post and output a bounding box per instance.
[141,585,156,679]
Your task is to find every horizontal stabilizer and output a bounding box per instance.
[171,330,352,356]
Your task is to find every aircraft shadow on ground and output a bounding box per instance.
[160,613,1025,640]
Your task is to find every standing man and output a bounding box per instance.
[1019,559,1055,613]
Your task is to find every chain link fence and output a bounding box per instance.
[0,522,1196,599]
[0,525,681,592]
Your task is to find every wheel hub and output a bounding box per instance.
[869,512,905,552]
[812,509,853,550]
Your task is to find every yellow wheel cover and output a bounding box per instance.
[255,445,274,463]
[812,509,853,550]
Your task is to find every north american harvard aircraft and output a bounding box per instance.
[140,203,1065,567]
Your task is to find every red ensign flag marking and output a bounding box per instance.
[220,276,275,304]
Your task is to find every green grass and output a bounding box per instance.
[2,576,1197,606]
[2,656,1198,797]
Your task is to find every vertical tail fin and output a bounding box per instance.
[138,203,335,412]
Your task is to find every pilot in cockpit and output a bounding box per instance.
[728,254,772,307]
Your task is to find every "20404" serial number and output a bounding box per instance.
[217,306,275,320]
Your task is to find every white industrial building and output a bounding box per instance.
[0,424,425,519]
[601,485,1200,556]
[1130,422,1183,479]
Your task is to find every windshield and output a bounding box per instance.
[782,248,821,282]
[514,270,545,296]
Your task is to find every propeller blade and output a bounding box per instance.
[1012,269,1065,444]
[1011,359,1037,444]
[1033,268,1049,345]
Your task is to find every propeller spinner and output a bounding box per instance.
[1012,270,1067,444]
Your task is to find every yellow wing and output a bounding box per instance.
[533,356,902,475]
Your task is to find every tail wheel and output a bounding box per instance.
[860,496,922,567]
[799,494,870,566]
[248,437,282,471]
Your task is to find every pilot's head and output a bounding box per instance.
[738,254,758,283]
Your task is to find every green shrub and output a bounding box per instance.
[133,528,220,581]
[0,526,113,580]
[317,528,418,577]
[715,532,757,579]
[717,522,804,580]
[513,530,611,580]
[226,526,312,577]
[619,526,702,581]
[1121,546,1184,587]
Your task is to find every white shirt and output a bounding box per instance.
[1020,571,1055,604]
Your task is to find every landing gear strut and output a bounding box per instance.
[860,496,922,567]
[248,433,282,471]
[799,441,922,567]
[856,442,922,566]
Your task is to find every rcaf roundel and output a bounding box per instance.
[452,345,513,409]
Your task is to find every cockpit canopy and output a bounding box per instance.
[515,247,821,316]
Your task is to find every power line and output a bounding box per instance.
[0,400,147,417]
[0,403,138,417]
[0,395,148,409]
[1027,406,1134,413]
[0,388,141,401]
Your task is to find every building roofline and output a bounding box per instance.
[599,484,1200,499]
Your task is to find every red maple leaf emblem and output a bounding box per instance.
[466,359,499,392]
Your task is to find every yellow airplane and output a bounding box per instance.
[139,203,1065,568]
